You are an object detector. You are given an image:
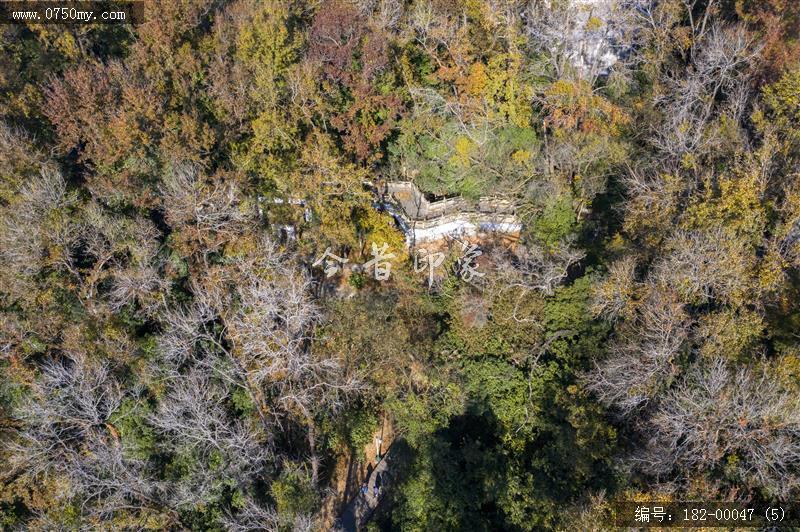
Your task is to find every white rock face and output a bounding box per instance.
[406,215,523,245]
[570,0,623,76]
[526,0,635,79]
[381,182,522,245]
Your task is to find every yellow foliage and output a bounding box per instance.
[456,53,534,128]
[483,53,534,127]
[584,16,604,31]
[697,309,764,362]
[53,31,80,59]
[622,173,683,243]
[776,352,800,392]
[761,67,800,146]
[683,169,767,243]
[543,79,630,136]
[224,234,261,258]
[358,208,406,259]
[757,246,788,296]
[511,149,532,164]
[451,135,476,167]
[465,62,488,97]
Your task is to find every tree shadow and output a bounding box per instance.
[340,448,357,513]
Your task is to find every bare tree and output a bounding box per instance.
[222,237,364,485]
[221,493,317,532]
[496,238,585,298]
[650,24,760,164]
[591,255,638,322]
[0,168,168,320]
[409,0,470,74]
[620,163,685,237]
[156,236,362,488]
[679,0,720,46]
[72,202,169,315]
[356,0,404,33]
[222,496,283,532]
[630,0,683,64]
[652,227,755,306]
[158,296,217,365]
[151,243,342,519]
[149,367,271,508]
[160,164,250,260]
[6,352,162,523]
[584,289,689,416]
[636,357,800,498]
[0,168,76,278]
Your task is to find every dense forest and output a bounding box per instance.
[1,0,799,530]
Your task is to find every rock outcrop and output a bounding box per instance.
[378,182,522,245]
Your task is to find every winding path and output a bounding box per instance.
[336,450,391,532]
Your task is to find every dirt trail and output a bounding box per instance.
[319,417,394,531]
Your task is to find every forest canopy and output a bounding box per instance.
[1,0,799,530]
